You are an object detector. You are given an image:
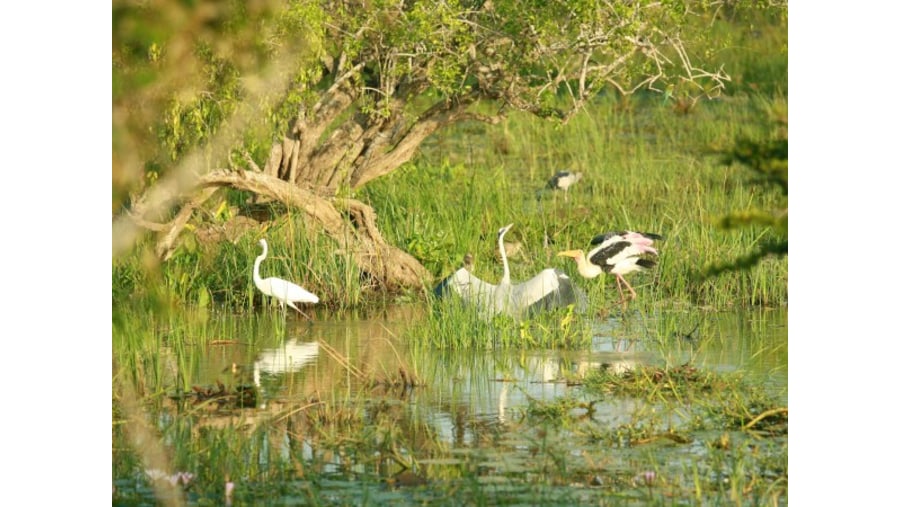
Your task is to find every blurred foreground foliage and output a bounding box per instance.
[705,109,787,277]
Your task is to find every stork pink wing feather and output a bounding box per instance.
[621,231,658,254]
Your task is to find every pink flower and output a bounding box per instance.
[176,472,195,486]
[633,470,656,487]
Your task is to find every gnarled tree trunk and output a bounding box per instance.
[126,98,501,291]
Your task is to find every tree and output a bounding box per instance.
[113,0,740,292]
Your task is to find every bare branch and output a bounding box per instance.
[156,186,220,260]
[349,96,487,188]
[125,211,169,232]
[242,150,261,172]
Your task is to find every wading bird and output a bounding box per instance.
[546,171,583,201]
[433,255,497,315]
[253,239,319,318]
[557,231,663,307]
[435,224,586,319]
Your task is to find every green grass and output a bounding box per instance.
[418,291,596,349]
[113,3,787,313]
[363,91,787,310]
[113,93,788,314]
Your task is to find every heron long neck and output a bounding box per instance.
[253,244,268,285]
[499,231,511,285]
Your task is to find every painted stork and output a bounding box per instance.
[254,239,319,318]
[557,231,663,307]
[547,171,583,200]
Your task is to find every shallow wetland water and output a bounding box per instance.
[113,304,787,505]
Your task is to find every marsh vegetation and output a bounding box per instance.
[113,304,786,505]
[113,2,787,505]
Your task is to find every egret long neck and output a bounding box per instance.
[498,230,511,285]
[253,244,268,285]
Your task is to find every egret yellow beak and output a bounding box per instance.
[557,250,581,258]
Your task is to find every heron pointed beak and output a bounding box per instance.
[557,250,580,258]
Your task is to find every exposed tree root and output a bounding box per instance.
[128,169,430,292]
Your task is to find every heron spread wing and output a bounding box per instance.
[511,269,560,308]
[434,267,497,308]
[513,268,587,316]
[436,266,586,320]
[435,223,588,320]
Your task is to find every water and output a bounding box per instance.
[167,305,785,420]
[113,304,787,505]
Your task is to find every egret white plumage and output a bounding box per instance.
[435,224,586,319]
[557,231,662,306]
[253,239,319,317]
[547,171,583,200]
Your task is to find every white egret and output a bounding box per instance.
[435,224,586,319]
[557,231,662,306]
[253,239,319,317]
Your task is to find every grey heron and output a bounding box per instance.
[557,231,663,307]
[254,239,319,317]
[435,224,586,319]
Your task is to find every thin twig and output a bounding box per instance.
[317,340,366,379]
